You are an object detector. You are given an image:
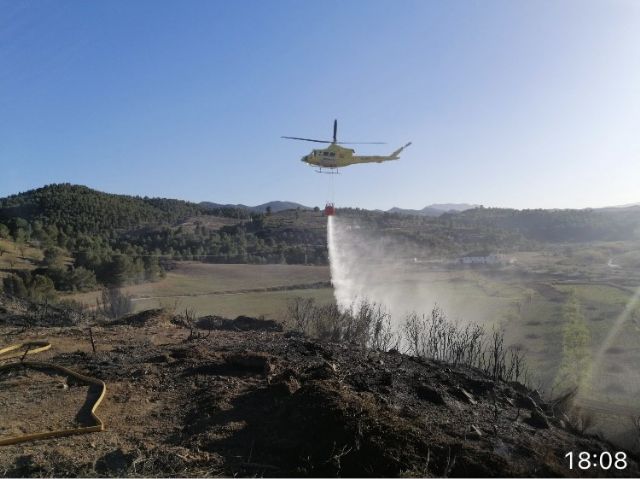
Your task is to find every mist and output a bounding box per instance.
[327,212,640,449]
[327,214,503,326]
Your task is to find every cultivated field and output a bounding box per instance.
[69,262,332,319]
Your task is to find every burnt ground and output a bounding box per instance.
[1,304,639,477]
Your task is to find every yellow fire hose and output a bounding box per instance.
[0,341,106,446]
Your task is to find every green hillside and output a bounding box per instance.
[443,206,640,242]
[3,184,638,304]
[0,184,328,300]
[0,183,216,236]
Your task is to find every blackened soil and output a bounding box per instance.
[0,308,638,477]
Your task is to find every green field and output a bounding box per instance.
[69,261,332,319]
[134,287,335,319]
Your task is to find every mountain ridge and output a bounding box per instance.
[3,184,638,215]
[200,200,311,213]
[388,203,480,217]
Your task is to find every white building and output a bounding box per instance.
[458,252,504,265]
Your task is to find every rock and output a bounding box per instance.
[414,384,447,405]
[515,393,538,411]
[525,409,550,429]
[450,387,476,404]
[466,378,495,396]
[306,360,338,380]
[269,377,301,396]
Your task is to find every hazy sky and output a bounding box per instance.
[2,0,639,210]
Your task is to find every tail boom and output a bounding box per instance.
[390,142,412,159]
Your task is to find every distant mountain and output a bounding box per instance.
[387,207,441,217]
[428,203,480,212]
[596,202,640,212]
[251,201,311,213]
[388,203,480,217]
[200,200,311,213]
[446,206,640,242]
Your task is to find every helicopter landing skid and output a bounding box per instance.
[315,168,340,174]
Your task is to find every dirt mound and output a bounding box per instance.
[1,310,638,477]
[175,341,639,477]
[196,315,283,332]
[107,309,168,328]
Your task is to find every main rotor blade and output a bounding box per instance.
[336,141,387,145]
[281,136,332,143]
[333,119,337,143]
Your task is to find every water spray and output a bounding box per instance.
[327,215,352,311]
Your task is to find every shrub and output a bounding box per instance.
[287,297,528,383]
[2,271,57,302]
[286,298,398,351]
[403,307,527,383]
[97,287,133,320]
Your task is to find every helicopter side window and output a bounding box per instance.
[329,152,336,157]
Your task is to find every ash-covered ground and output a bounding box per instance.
[1,299,638,477]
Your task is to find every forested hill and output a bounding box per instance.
[0,185,325,299]
[2,184,639,302]
[0,184,237,235]
[443,206,640,242]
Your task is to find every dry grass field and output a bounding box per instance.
[0,238,43,278]
[68,262,332,318]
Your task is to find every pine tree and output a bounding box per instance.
[554,290,591,393]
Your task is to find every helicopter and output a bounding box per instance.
[282,119,411,173]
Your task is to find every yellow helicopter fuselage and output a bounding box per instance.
[302,144,355,169]
[301,142,410,170]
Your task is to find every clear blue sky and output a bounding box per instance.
[2,0,639,210]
